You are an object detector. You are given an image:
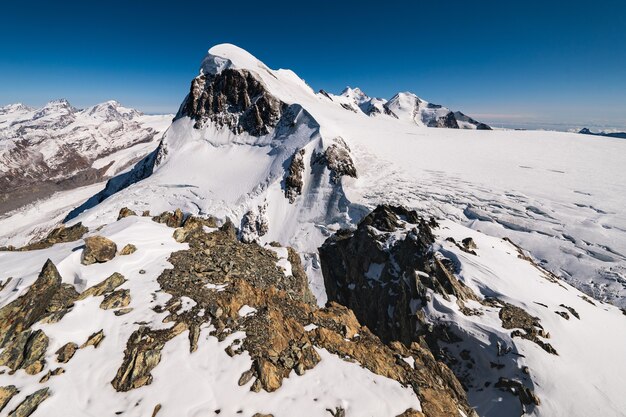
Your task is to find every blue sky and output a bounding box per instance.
[1,0,625,130]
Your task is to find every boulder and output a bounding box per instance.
[81,236,117,265]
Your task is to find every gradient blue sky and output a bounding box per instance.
[1,0,625,130]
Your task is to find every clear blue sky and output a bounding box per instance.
[1,0,625,130]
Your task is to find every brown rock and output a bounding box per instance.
[100,289,131,310]
[80,330,105,349]
[79,272,126,299]
[117,207,137,220]
[0,385,18,412]
[56,342,78,363]
[7,387,49,417]
[120,244,137,255]
[81,236,117,265]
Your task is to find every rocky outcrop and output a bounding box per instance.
[0,329,48,375]
[431,111,459,129]
[177,69,286,135]
[0,260,77,347]
[319,205,472,345]
[316,138,357,183]
[55,342,78,363]
[6,387,49,417]
[78,272,126,299]
[0,386,19,412]
[285,149,305,203]
[100,289,131,310]
[5,222,88,251]
[152,209,184,228]
[105,213,476,416]
[240,204,269,243]
[81,236,117,265]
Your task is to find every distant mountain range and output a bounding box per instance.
[0,100,171,214]
[579,127,626,139]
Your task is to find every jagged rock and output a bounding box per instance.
[152,209,184,228]
[119,243,137,255]
[0,329,48,374]
[100,289,131,310]
[135,218,475,416]
[559,304,580,319]
[151,404,162,417]
[38,367,65,383]
[433,111,459,128]
[320,205,474,345]
[111,322,187,391]
[240,204,269,243]
[285,149,305,203]
[7,387,49,417]
[0,385,18,412]
[177,68,286,135]
[499,303,557,354]
[495,377,540,406]
[80,330,105,349]
[0,260,74,347]
[79,272,126,299]
[18,222,88,251]
[81,236,117,265]
[114,308,133,316]
[316,138,357,183]
[117,207,137,220]
[462,237,477,250]
[56,342,78,363]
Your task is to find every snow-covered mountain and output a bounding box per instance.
[0,44,625,417]
[0,99,172,215]
[321,87,490,130]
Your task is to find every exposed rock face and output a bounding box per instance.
[6,222,88,251]
[319,205,471,345]
[152,209,184,228]
[100,289,131,310]
[240,204,270,243]
[78,272,126,299]
[55,342,78,363]
[7,387,49,417]
[319,205,549,413]
[0,260,76,347]
[81,236,117,265]
[0,386,19,412]
[105,213,477,416]
[285,149,305,203]
[432,111,459,129]
[316,138,357,183]
[0,329,48,375]
[177,69,286,135]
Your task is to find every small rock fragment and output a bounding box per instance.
[120,244,137,255]
[81,330,105,349]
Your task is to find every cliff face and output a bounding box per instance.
[177,68,286,136]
